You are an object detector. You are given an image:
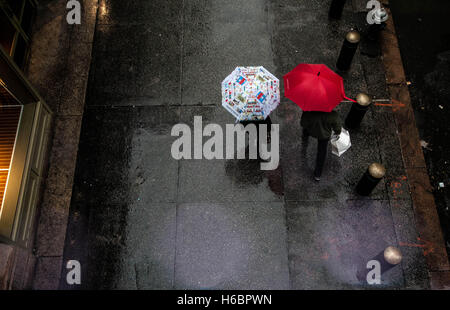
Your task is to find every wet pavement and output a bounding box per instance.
[390,0,450,258]
[61,0,429,289]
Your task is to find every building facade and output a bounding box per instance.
[0,0,52,289]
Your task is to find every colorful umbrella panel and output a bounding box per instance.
[222,66,280,121]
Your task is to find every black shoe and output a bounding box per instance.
[314,175,321,182]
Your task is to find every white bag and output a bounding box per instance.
[331,128,351,157]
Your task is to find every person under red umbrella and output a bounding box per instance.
[284,64,354,181]
[300,111,342,181]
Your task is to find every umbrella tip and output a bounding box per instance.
[317,72,321,76]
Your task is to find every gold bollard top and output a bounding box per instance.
[356,93,372,106]
[368,163,386,178]
[346,30,361,44]
[384,246,402,265]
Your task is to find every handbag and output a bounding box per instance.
[331,128,351,157]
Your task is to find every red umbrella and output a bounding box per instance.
[283,64,355,112]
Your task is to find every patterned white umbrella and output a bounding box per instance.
[221,66,280,121]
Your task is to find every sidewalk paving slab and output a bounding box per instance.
[287,200,403,289]
[88,23,182,107]
[97,0,183,26]
[116,202,176,289]
[174,202,289,289]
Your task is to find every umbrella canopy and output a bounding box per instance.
[283,64,353,112]
[222,66,280,121]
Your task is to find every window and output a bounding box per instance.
[0,9,16,54]
[0,85,22,213]
[21,0,35,36]
[0,0,37,69]
[13,35,28,69]
[0,47,52,248]
[0,101,22,213]
[5,0,23,18]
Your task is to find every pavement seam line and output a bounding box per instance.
[172,0,186,289]
[265,0,292,289]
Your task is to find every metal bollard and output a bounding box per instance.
[336,30,360,71]
[358,245,402,281]
[329,0,347,19]
[367,8,389,41]
[383,246,402,265]
[345,93,372,129]
[356,163,386,196]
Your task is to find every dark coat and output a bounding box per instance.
[300,111,342,140]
